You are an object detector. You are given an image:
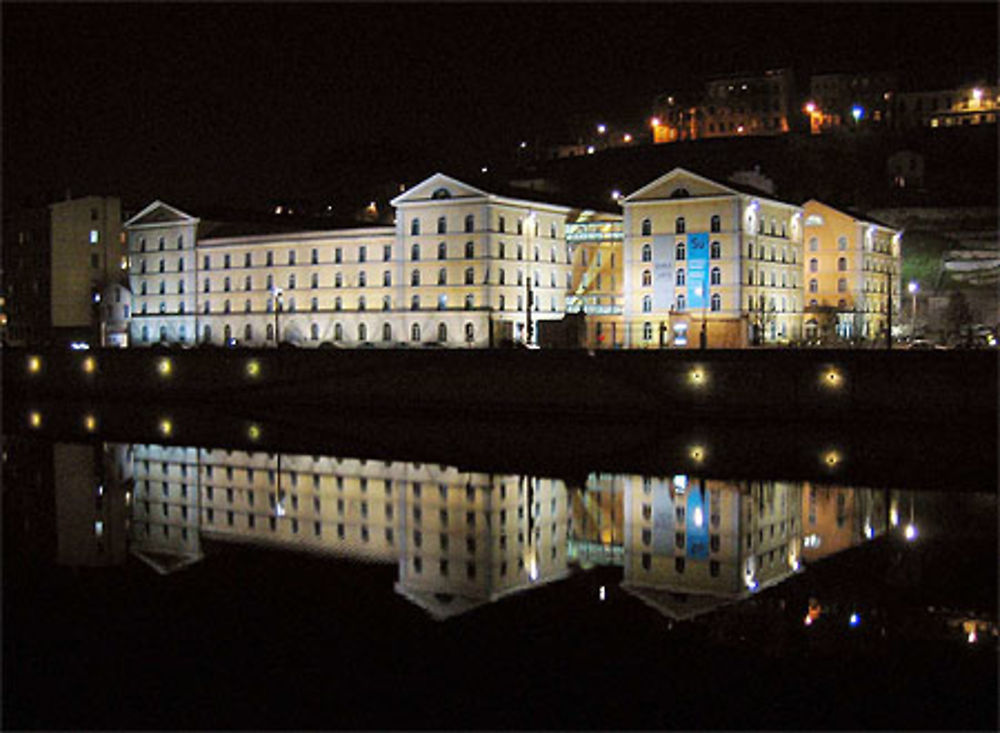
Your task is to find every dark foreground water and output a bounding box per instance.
[3,410,997,729]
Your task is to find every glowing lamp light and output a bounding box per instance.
[689,445,705,463]
[599,585,606,601]
[650,117,660,127]
[159,418,173,437]
[851,105,864,121]
[673,474,688,492]
[586,146,595,155]
[597,123,607,134]
[890,506,899,527]
[824,450,840,467]
[908,281,919,294]
[822,367,843,388]
[245,360,261,378]
[693,506,704,528]
[972,88,983,102]
[904,523,917,541]
[968,628,978,643]
[623,133,633,143]
[27,355,42,374]
[849,613,860,627]
[519,141,527,149]
[737,125,745,133]
[611,190,621,201]
[82,356,97,374]
[528,557,539,581]
[804,615,813,626]
[248,424,261,441]
[804,102,817,114]
[28,411,42,429]
[157,358,173,377]
[84,414,98,432]
[688,367,706,386]
[481,166,488,173]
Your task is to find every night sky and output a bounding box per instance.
[4,2,997,213]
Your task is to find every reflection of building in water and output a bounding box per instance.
[127,443,569,617]
[568,472,624,566]
[801,484,887,561]
[55,443,132,566]
[621,476,803,620]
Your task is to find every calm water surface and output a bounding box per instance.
[3,415,997,730]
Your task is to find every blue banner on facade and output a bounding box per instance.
[686,484,709,559]
[686,232,710,311]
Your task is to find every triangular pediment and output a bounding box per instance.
[622,583,744,621]
[124,200,199,228]
[391,173,491,206]
[624,168,739,203]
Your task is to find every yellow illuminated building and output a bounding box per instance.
[802,200,901,343]
[622,168,804,348]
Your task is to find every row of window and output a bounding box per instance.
[641,293,724,313]
[409,214,560,239]
[136,235,185,252]
[638,241,798,263]
[639,215,723,236]
[809,257,850,273]
[141,320,479,345]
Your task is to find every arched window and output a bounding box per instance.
[311,297,318,312]
[437,268,447,285]
[358,272,367,288]
[641,218,651,236]
[710,293,721,311]
[643,322,653,340]
[438,323,448,342]
[382,323,392,341]
[310,323,319,341]
[438,242,447,260]
[837,257,847,271]
[464,267,474,285]
[411,270,420,286]
[411,323,421,342]
[464,294,474,310]
[159,281,166,295]
[498,216,506,233]
[838,236,848,251]
[809,279,818,293]
[676,269,686,286]
[809,237,818,251]
[245,299,252,313]
[642,295,652,313]
[335,272,342,288]
[222,324,231,342]
[677,294,686,310]
[311,273,319,289]
[334,296,342,311]
[710,241,721,259]
[498,294,506,310]
[288,274,296,289]
[809,258,819,273]
[550,222,556,239]
[498,269,506,285]
[358,323,367,342]
[676,242,686,260]
[641,244,652,262]
[642,270,652,287]
[710,267,721,285]
[747,242,754,258]
[410,219,420,236]
[675,217,686,234]
[357,296,366,311]
[158,237,165,251]
[245,324,253,341]
[837,278,847,292]
[266,323,274,340]
[411,243,420,261]
[437,216,447,234]
[710,215,721,233]
[382,295,390,311]
[411,295,420,311]
[464,323,475,342]
[223,277,231,292]
[141,325,149,342]
[141,282,148,295]
[465,241,474,259]
[464,214,474,233]
[810,299,818,307]
[748,269,754,285]
[334,323,343,341]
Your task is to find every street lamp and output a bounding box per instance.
[271,286,283,346]
[907,281,919,341]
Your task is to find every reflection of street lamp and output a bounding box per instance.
[271,286,283,346]
[907,281,919,340]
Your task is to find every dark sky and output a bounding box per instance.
[4,2,997,212]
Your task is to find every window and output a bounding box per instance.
[464,214,474,233]
[676,242,686,260]
[810,258,818,273]
[410,219,420,236]
[642,269,652,287]
[464,323,474,342]
[498,216,505,233]
[288,274,296,289]
[710,241,721,259]
[437,323,448,342]
[437,216,446,234]
[245,276,253,291]
[311,297,318,312]
[382,295,390,311]
[358,323,367,341]
[517,244,524,260]
[411,243,420,261]
[676,269,686,286]
[382,323,392,341]
[383,245,392,261]
[464,267,474,285]
[837,278,847,293]
[465,241,474,259]
[245,324,253,341]
[464,294,474,310]
[334,323,343,340]
[310,273,318,289]
[641,244,652,262]
[411,323,421,341]
[809,279,818,293]
[710,214,721,233]
[642,295,652,313]
[837,257,847,271]
[838,236,848,251]
[641,218,651,236]
[711,293,721,311]
[677,294,686,310]
[809,237,818,252]
[437,242,446,260]
[411,295,420,310]
[357,296,366,311]
[358,272,367,287]
[710,266,721,285]
[517,219,523,235]
[411,270,420,286]
[675,217,686,234]
[266,251,274,266]
[334,296,342,311]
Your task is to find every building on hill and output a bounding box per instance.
[621,168,805,348]
[804,72,897,134]
[889,80,998,131]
